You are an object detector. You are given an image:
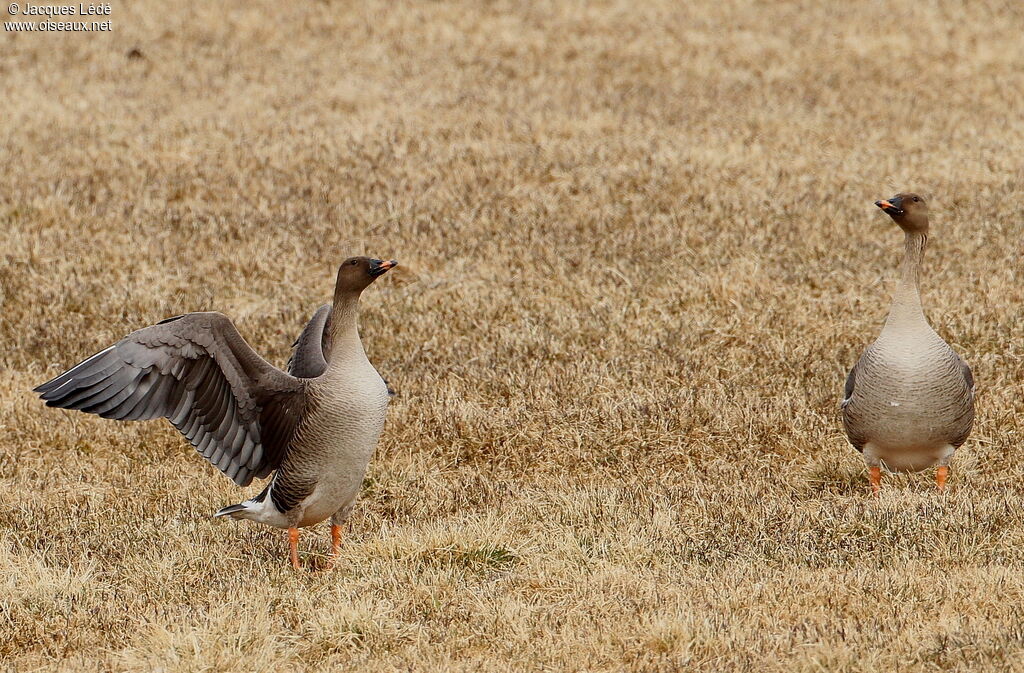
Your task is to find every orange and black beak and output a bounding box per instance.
[368,259,398,278]
[875,196,904,217]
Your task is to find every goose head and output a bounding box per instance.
[875,192,929,234]
[335,256,397,295]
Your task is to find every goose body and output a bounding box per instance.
[35,256,397,567]
[844,318,972,472]
[233,328,390,529]
[842,194,974,492]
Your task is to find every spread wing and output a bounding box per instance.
[286,304,332,379]
[35,312,306,486]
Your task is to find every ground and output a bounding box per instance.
[3,1,1024,671]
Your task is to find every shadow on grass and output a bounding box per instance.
[799,462,871,497]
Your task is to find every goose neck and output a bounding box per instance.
[884,231,928,329]
[326,293,366,367]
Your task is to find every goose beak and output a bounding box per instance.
[875,197,904,217]
[368,259,398,277]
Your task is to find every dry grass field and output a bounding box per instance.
[4,0,1024,670]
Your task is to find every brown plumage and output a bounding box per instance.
[35,256,397,568]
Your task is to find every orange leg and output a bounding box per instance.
[331,524,343,560]
[869,466,881,496]
[936,466,949,493]
[288,527,301,570]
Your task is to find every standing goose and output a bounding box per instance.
[35,256,397,568]
[842,194,974,494]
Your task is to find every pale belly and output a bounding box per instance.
[854,402,956,452]
[294,436,379,527]
[288,375,389,527]
[847,341,969,471]
[863,441,955,473]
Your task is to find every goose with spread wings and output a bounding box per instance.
[35,256,397,569]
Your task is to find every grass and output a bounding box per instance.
[3,0,1024,670]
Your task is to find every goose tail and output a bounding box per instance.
[213,502,253,520]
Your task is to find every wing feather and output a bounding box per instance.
[88,375,147,417]
[287,304,332,378]
[841,356,867,452]
[50,367,138,409]
[111,370,162,420]
[132,374,176,421]
[36,347,117,394]
[205,378,231,436]
[35,312,306,486]
[169,390,193,425]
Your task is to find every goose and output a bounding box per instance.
[34,256,397,568]
[842,194,974,494]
